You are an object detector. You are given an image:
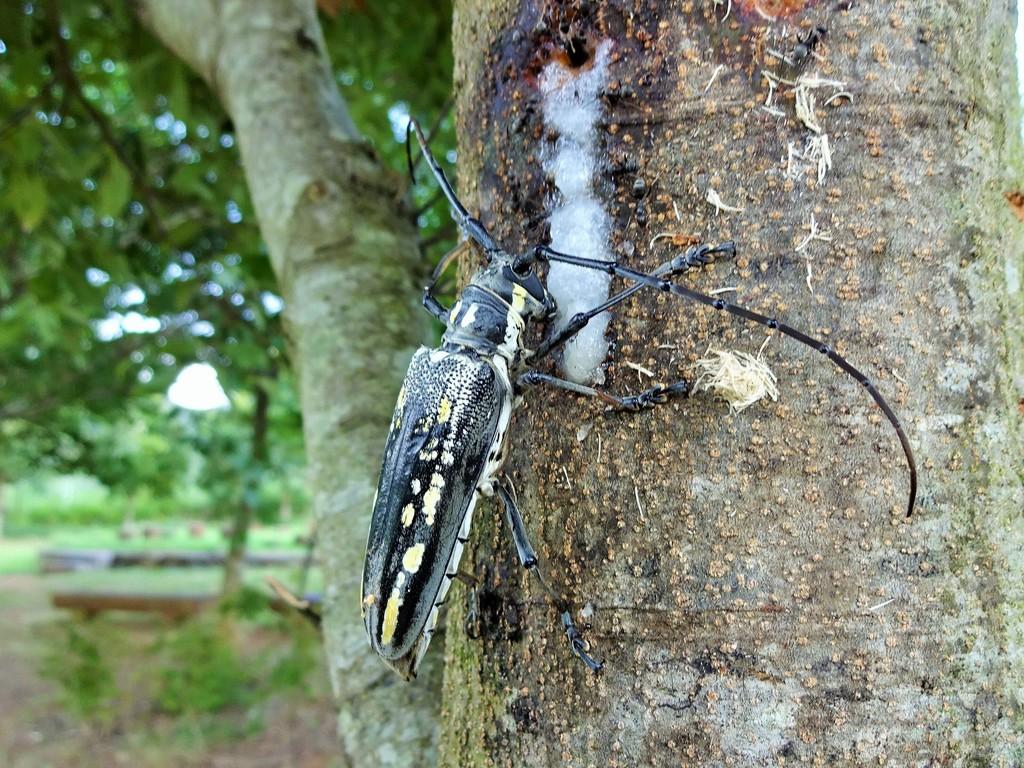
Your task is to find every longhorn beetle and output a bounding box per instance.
[360,119,917,680]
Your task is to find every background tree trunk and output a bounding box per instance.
[138,1,442,764]
[221,384,269,598]
[442,1,1023,765]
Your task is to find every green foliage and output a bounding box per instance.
[0,1,291,489]
[0,0,454,536]
[218,584,270,621]
[7,472,112,528]
[5,477,210,529]
[323,0,457,259]
[267,616,319,693]
[39,619,119,726]
[35,604,322,747]
[156,619,255,715]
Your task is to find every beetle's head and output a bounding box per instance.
[476,250,555,320]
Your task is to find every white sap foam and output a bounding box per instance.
[540,40,614,384]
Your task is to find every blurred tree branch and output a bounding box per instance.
[45,0,165,231]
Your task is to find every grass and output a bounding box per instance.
[0,569,337,768]
[0,536,47,575]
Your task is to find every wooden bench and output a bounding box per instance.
[50,589,322,620]
[39,549,307,573]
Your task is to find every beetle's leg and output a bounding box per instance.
[451,570,478,588]
[494,481,602,673]
[532,243,917,517]
[407,119,499,257]
[422,240,473,321]
[530,242,736,363]
[517,370,691,412]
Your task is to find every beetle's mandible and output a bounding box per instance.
[359,119,917,681]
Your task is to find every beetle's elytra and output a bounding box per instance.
[359,119,917,681]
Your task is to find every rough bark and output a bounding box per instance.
[137,1,441,764]
[443,1,1023,765]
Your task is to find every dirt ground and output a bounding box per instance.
[0,573,343,768]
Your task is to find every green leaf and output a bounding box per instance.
[96,160,132,219]
[7,173,48,231]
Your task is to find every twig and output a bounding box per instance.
[823,90,854,106]
[795,212,832,252]
[868,597,896,612]
[795,213,832,293]
[805,133,833,183]
[624,360,655,378]
[634,484,646,523]
[0,81,56,140]
[704,64,725,93]
[46,0,165,231]
[765,48,796,67]
[795,83,821,133]
[706,187,745,215]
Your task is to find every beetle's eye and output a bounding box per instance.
[511,254,534,275]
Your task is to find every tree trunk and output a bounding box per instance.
[442,1,1023,765]
[137,2,441,764]
[222,383,269,598]
[220,499,253,597]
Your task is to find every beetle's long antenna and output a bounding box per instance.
[534,244,917,517]
[406,119,499,256]
[405,121,419,186]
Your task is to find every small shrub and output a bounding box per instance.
[39,619,119,726]
[156,619,255,715]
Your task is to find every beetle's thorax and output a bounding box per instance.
[441,259,554,364]
[442,285,527,362]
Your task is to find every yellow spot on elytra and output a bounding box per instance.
[441,450,455,466]
[402,543,426,574]
[381,590,402,645]
[411,478,421,494]
[363,594,376,607]
[401,503,415,527]
[397,385,407,408]
[422,472,446,526]
[438,398,452,424]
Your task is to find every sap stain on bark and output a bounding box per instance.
[731,0,820,19]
